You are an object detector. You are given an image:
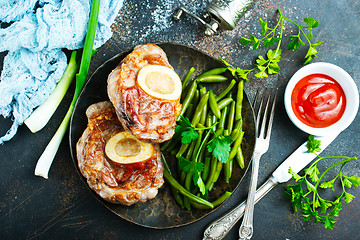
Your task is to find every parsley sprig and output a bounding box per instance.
[175,116,232,163]
[285,135,359,229]
[175,116,233,193]
[224,9,323,81]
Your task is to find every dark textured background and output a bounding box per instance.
[1,0,359,239]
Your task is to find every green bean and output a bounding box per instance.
[161,140,171,151]
[179,81,197,118]
[164,169,213,208]
[205,157,218,190]
[166,139,179,152]
[212,191,232,207]
[176,143,189,159]
[236,147,245,169]
[234,119,243,131]
[170,148,178,156]
[218,97,233,110]
[229,131,244,160]
[170,184,185,209]
[191,129,204,161]
[209,90,221,118]
[224,158,233,183]
[161,154,185,208]
[190,191,232,209]
[215,79,237,102]
[219,106,228,129]
[161,155,214,208]
[227,95,236,133]
[191,92,209,126]
[235,80,244,121]
[199,86,207,97]
[231,128,241,141]
[212,161,223,187]
[182,67,195,91]
[184,103,194,120]
[202,156,211,182]
[185,140,197,161]
[196,74,228,83]
[198,67,227,77]
[200,101,208,126]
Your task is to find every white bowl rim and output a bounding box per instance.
[284,62,359,136]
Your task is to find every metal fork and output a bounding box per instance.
[239,88,277,240]
[202,88,277,240]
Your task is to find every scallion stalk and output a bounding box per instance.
[24,50,79,133]
[34,0,101,178]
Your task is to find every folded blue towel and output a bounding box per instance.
[0,0,123,144]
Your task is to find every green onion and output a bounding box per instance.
[34,0,101,179]
[24,51,79,133]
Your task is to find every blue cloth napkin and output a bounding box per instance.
[0,0,123,143]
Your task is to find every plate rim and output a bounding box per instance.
[69,42,256,229]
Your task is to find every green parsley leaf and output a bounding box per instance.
[306,135,321,153]
[240,37,252,46]
[343,192,355,203]
[260,18,268,35]
[324,216,336,229]
[343,175,360,187]
[254,70,268,78]
[178,156,192,173]
[305,165,320,182]
[320,179,335,191]
[176,116,199,144]
[304,17,319,29]
[319,199,333,213]
[181,129,199,144]
[207,135,232,163]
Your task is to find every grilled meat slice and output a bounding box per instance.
[76,101,164,206]
[107,44,181,143]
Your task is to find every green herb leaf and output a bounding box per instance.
[306,135,321,153]
[260,18,268,35]
[320,179,335,191]
[181,129,199,144]
[304,17,319,29]
[240,37,252,46]
[305,165,320,182]
[319,199,333,213]
[343,175,360,188]
[176,116,199,144]
[207,135,233,163]
[324,216,336,229]
[178,156,192,173]
[343,192,355,203]
[193,169,206,194]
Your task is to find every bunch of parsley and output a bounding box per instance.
[224,9,323,81]
[285,135,359,229]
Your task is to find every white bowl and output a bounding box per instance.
[284,62,359,136]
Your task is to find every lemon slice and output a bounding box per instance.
[137,65,182,100]
[105,131,154,164]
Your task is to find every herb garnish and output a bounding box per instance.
[222,9,323,81]
[175,116,232,162]
[285,135,359,229]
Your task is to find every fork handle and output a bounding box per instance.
[203,175,278,240]
[238,152,261,240]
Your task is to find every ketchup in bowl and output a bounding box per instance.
[291,73,346,128]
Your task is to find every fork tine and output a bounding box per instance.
[255,89,265,134]
[259,88,271,138]
[266,88,277,138]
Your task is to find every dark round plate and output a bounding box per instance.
[69,43,255,229]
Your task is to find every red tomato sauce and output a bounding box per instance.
[291,73,346,128]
